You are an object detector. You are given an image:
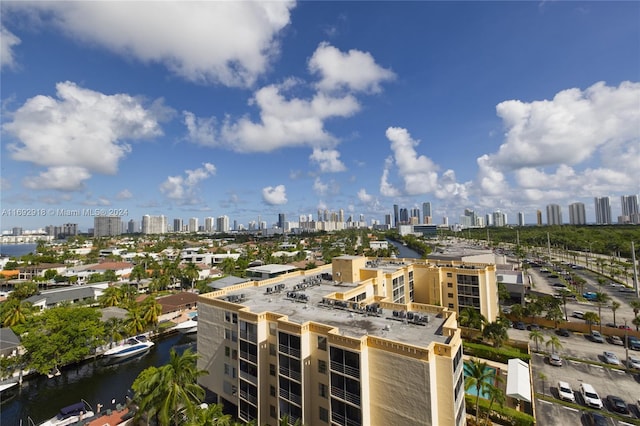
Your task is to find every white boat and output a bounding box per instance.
[173,316,198,334]
[39,400,95,426]
[103,335,154,360]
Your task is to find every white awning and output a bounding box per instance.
[506,358,531,402]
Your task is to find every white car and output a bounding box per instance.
[603,351,620,365]
[557,381,575,403]
[627,354,640,370]
[579,383,603,409]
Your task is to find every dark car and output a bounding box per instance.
[527,324,541,331]
[514,321,526,330]
[606,395,630,415]
[586,412,609,426]
[627,336,640,350]
[556,328,570,337]
[552,283,566,288]
[548,274,559,278]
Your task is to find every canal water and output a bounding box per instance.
[387,239,422,259]
[1,333,196,426]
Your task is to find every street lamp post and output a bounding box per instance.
[624,319,629,372]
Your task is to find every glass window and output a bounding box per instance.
[270,363,276,376]
[318,336,327,351]
[318,359,327,374]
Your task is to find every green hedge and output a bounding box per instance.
[463,342,531,363]
[465,395,535,426]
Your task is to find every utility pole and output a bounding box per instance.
[632,241,639,298]
[624,318,629,372]
[547,232,551,262]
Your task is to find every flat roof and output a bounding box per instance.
[245,264,297,274]
[214,273,449,347]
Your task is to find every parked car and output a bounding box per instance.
[626,335,640,350]
[557,381,575,403]
[579,383,603,409]
[549,353,563,367]
[573,311,585,319]
[556,328,570,337]
[602,351,620,365]
[585,412,609,426]
[590,331,605,343]
[552,282,566,288]
[527,324,541,331]
[514,321,526,330]
[627,354,640,370]
[618,324,631,330]
[606,395,630,415]
[607,335,624,346]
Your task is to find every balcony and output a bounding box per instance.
[331,386,361,406]
[331,412,361,426]
[330,361,360,379]
[279,344,301,359]
[279,366,302,382]
[239,389,258,405]
[239,350,258,364]
[279,388,302,406]
[240,330,257,343]
[239,370,257,385]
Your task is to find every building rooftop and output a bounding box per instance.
[210,272,450,348]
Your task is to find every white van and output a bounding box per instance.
[573,311,585,319]
[579,383,603,409]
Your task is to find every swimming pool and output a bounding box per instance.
[188,311,198,319]
[463,362,497,399]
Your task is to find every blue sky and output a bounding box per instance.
[1,1,639,231]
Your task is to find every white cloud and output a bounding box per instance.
[183,111,217,146]
[492,81,640,169]
[313,178,329,196]
[309,42,395,93]
[4,81,164,190]
[476,155,508,196]
[262,185,288,205]
[116,189,133,200]
[6,2,295,87]
[1,26,21,70]
[379,157,401,197]
[160,163,216,204]
[309,148,346,172]
[220,82,360,152]
[357,188,373,203]
[23,167,91,191]
[385,127,439,195]
[0,178,10,191]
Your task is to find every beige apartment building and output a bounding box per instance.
[197,255,499,426]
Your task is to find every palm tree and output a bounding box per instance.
[130,264,148,284]
[458,307,486,331]
[482,321,508,348]
[103,317,126,347]
[279,415,303,426]
[142,297,163,331]
[593,292,610,334]
[1,299,30,327]
[183,262,200,290]
[100,285,123,307]
[464,358,495,425]
[630,299,640,331]
[529,329,545,352]
[610,301,621,327]
[126,306,146,335]
[132,348,207,426]
[184,402,232,426]
[484,379,505,425]
[545,335,563,354]
[583,311,600,333]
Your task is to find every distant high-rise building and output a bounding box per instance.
[204,217,215,233]
[517,212,525,226]
[127,219,137,233]
[536,210,542,226]
[594,197,612,224]
[188,217,199,233]
[399,208,409,225]
[217,215,230,233]
[422,202,432,224]
[94,216,122,237]
[173,218,183,233]
[546,204,562,225]
[142,215,166,234]
[393,204,399,227]
[484,214,493,227]
[621,195,639,224]
[568,202,586,225]
[384,214,392,226]
[492,210,507,227]
[278,213,286,229]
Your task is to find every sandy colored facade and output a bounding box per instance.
[197,255,499,426]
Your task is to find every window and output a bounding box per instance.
[448,303,454,309]
[319,407,329,422]
[319,383,328,398]
[269,343,276,356]
[448,293,454,298]
[225,311,232,322]
[318,359,327,374]
[270,405,277,419]
[270,385,276,397]
[447,272,453,277]
[225,346,230,357]
[270,363,276,376]
[269,322,277,336]
[318,336,327,351]
[447,282,453,288]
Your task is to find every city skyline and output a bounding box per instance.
[1,2,639,230]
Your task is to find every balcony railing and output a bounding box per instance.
[279,366,302,382]
[279,388,302,406]
[279,344,301,359]
[331,412,361,426]
[331,386,361,406]
[239,389,258,405]
[240,330,258,342]
[330,361,360,379]
[239,370,257,385]
[239,350,258,364]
